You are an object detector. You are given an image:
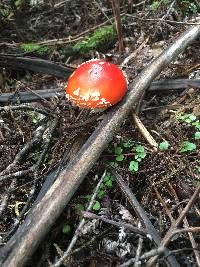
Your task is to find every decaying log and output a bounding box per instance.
[1,78,200,104]
[1,24,200,267]
[0,54,73,78]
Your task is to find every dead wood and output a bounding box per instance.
[34,135,88,205]
[146,184,200,267]
[1,24,200,267]
[1,79,200,104]
[109,167,179,267]
[0,54,73,79]
[149,78,200,91]
[0,88,64,103]
[52,172,107,267]
[82,211,147,236]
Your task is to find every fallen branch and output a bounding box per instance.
[82,211,147,236]
[1,79,200,104]
[0,88,64,104]
[0,124,46,177]
[146,184,200,267]
[134,232,144,267]
[132,113,158,150]
[168,184,200,266]
[109,167,179,266]
[126,14,200,25]
[0,103,55,117]
[52,171,106,267]
[1,23,200,267]
[0,54,73,79]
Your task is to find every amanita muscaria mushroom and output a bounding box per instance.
[65,59,128,109]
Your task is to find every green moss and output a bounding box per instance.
[19,25,116,58]
[19,43,51,56]
[73,25,117,55]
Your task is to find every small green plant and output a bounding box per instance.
[123,140,135,148]
[62,223,71,235]
[109,141,146,173]
[15,0,30,9]
[128,145,146,172]
[177,112,200,145]
[178,0,198,16]
[96,173,114,200]
[134,145,146,161]
[147,0,198,16]
[114,146,124,162]
[188,2,198,13]
[92,201,101,211]
[159,141,170,151]
[194,132,200,140]
[29,111,45,124]
[75,204,85,212]
[148,1,161,11]
[180,0,198,14]
[103,173,113,188]
[192,121,200,130]
[147,0,172,11]
[177,113,197,124]
[82,173,114,212]
[180,141,196,153]
[129,161,139,172]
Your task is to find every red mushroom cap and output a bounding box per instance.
[65,59,128,109]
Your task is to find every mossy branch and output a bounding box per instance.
[19,25,117,57]
[73,25,117,54]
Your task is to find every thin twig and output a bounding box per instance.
[3,119,58,241]
[132,113,158,151]
[126,14,200,25]
[0,125,46,177]
[52,171,106,267]
[0,180,16,217]
[134,228,144,267]
[168,184,200,266]
[82,211,147,236]
[0,104,54,117]
[146,184,200,266]
[37,20,113,46]
[172,227,200,235]
[0,169,33,183]
[119,247,166,266]
[154,186,174,223]
[109,167,179,267]
[93,0,112,23]
[110,0,124,52]
[121,37,149,67]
